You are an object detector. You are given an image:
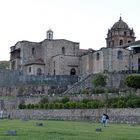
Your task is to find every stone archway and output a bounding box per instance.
[70,68,76,75]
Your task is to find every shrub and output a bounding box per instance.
[76,102,87,109]
[34,104,39,109]
[80,88,89,94]
[44,103,48,109]
[39,97,49,104]
[54,103,64,109]
[61,97,69,104]
[125,74,140,90]
[39,103,44,109]
[64,101,76,109]
[48,103,54,109]
[117,100,126,108]
[18,104,26,109]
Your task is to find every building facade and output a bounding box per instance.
[10,17,140,76]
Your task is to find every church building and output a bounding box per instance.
[10,17,140,76]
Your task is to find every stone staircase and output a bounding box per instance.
[63,73,93,94]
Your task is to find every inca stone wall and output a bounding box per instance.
[4,108,140,124]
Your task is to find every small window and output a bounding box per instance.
[62,47,65,54]
[119,40,123,46]
[117,51,123,60]
[108,42,110,47]
[112,40,114,47]
[32,48,35,55]
[54,61,55,67]
[54,69,55,75]
[29,67,31,73]
[124,31,126,36]
[128,40,131,43]
[96,53,100,60]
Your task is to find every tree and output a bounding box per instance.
[92,73,108,113]
[92,73,107,88]
[124,74,140,91]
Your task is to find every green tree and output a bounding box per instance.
[124,74,140,91]
[92,73,107,88]
[92,73,108,112]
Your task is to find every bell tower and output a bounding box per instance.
[46,29,53,40]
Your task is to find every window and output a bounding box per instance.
[62,47,65,54]
[117,51,123,60]
[96,53,100,60]
[119,40,123,46]
[124,31,126,36]
[54,69,55,75]
[112,40,114,47]
[128,40,131,43]
[54,61,55,67]
[32,48,35,55]
[108,42,110,47]
[29,67,31,73]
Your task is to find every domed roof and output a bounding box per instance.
[112,17,129,30]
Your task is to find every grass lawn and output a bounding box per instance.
[0,119,139,140]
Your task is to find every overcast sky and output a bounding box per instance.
[0,0,140,60]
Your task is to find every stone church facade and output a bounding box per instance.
[10,17,140,76]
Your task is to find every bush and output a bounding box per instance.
[61,97,70,104]
[34,104,39,109]
[80,88,89,94]
[26,104,34,109]
[54,103,64,109]
[125,74,140,89]
[48,103,54,109]
[64,101,76,109]
[39,98,49,104]
[126,99,140,108]
[18,104,26,109]
[117,100,126,108]
[44,103,48,109]
[39,103,44,109]
[76,102,87,109]
[93,88,105,94]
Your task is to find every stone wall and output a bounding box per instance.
[4,108,140,124]
[64,73,127,94]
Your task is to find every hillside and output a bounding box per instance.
[0,61,9,69]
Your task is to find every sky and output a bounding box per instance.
[0,0,140,60]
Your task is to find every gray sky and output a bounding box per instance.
[0,0,140,60]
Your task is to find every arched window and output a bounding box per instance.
[96,53,100,60]
[62,47,65,54]
[70,68,76,75]
[119,40,123,46]
[37,68,42,75]
[117,51,123,60]
[128,40,131,43]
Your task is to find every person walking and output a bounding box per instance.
[101,114,107,127]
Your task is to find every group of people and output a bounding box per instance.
[101,113,109,127]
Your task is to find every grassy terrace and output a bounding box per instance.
[0,119,139,140]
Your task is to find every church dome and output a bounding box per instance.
[111,17,129,30]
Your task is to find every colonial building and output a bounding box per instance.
[10,17,140,76]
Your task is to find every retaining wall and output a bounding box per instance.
[4,108,140,124]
